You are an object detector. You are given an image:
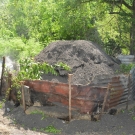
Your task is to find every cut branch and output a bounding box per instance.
[109,12,120,14]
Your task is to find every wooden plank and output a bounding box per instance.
[100,83,111,117]
[7,73,12,100]
[68,74,73,121]
[126,74,131,110]
[21,82,26,112]
[0,57,5,95]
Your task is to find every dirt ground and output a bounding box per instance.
[0,97,135,135]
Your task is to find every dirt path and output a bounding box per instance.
[0,102,47,135]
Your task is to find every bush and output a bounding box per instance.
[117,63,135,74]
[0,37,43,61]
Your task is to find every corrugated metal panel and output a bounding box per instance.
[117,55,134,64]
[24,80,108,113]
[24,74,131,114]
[130,68,135,100]
[87,75,131,109]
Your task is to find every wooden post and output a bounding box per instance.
[101,84,111,116]
[21,82,26,112]
[0,56,5,95]
[126,74,131,110]
[68,74,73,121]
[7,73,12,100]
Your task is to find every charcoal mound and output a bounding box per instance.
[35,40,119,85]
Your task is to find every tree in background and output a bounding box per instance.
[57,0,102,44]
[71,0,135,55]
[0,0,135,58]
[104,0,135,54]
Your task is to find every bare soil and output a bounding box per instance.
[0,98,135,135]
[35,40,120,85]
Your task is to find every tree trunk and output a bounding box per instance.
[130,1,135,55]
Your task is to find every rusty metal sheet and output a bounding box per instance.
[23,74,129,114]
[108,76,125,108]
[24,80,108,113]
[48,94,95,113]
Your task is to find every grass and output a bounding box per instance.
[31,125,61,134]
[121,109,125,113]
[0,98,6,109]
[132,116,135,121]
[41,125,61,134]
[30,110,47,120]
[21,124,25,128]
[13,118,17,124]
[0,102,3,109]
[32,127,37,131]
[15,110,61,134]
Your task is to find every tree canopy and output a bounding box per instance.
[0,0,135,60]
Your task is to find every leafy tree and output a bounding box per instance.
[1,0,135,57]
[0,38,43,60]
[70,0,135,54]
[57,0,102,44]
[1,0,102,43]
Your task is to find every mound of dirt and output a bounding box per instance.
[35,40,119,85]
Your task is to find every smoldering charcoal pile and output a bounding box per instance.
[35,40,119,85]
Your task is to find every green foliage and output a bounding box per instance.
[9,77,22,101]
[0,99,6,109]
[117,63,135,74]
[121,109,125,113]
[54,62,71,71]
[9,58,55,99]
[9,58,57,101]
[0,0,135,55]
[17,58,71,81]
[32,127,37,131]
[44,125,61,134]
[40,125,61,134]
[132,116,135,121]
[30,110,46,120]
[0,0,103,44]
[0,103,2,109]
[58,1,102,43]
[0,38,43,60]
[18,58,57,80]
[104,38,122,56]
[10,58,70,100]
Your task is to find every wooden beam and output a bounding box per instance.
[68,74,73,121]
[0,57,5,95]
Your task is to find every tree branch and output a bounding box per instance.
[103,0,132,10]
[122,0,132,10]
[109,12,120,14]
[69,0,133,11]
